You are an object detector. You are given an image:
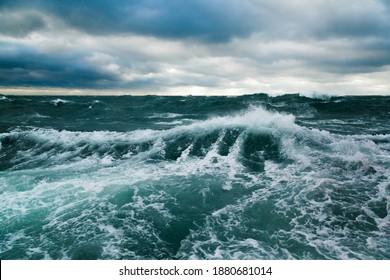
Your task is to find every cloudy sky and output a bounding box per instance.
[1,0,390,95]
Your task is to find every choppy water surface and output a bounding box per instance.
[0,94,389,259]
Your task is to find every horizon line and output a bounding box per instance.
[2,87,389,97]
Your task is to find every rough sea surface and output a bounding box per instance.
[0,93,389,260]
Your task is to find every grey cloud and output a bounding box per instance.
[316,3,390,39]
[1,0,261,42]
[0,10,47,37]
[1,0,389,43]
[0,42,120,88]
[252,0,390,40]
[0,0,390,94]
[306,54,390,74]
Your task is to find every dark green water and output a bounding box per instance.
[0,93,389,259]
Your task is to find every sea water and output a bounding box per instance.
[0,94,389,259]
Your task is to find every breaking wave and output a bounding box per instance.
[0,95,389,259]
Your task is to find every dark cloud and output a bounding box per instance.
[0,0,260,42]
[314,3,390,39]
[0,42,120,88]
[1,0,389,42]
[0,10,47,37]
[281,38,390,74]
[310,53,390,74]
[0,0,389,94]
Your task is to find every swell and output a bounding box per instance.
[0,107,294,171]
[1,102,389,260]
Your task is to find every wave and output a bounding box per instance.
[0,104,389,260]
[266,92,335,100]
[47,98,103,109]
[0,95,11,102]
[50,98,73,106]
[298,92,335,100]
[0,107,295,170]
[149,113,186,119]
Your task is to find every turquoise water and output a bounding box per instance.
[0,94,389,259]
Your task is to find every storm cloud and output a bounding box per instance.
[0,42,121,88]
[0,0,389,95]
[1,0,260,41]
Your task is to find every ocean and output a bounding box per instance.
[0,93,389,260]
